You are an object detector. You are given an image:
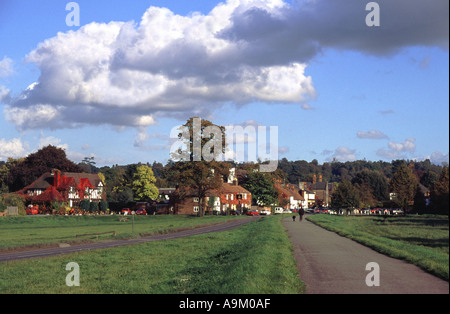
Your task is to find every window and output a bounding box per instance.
[193,197,199,203]
[230,194,234,200]
[193,206,199,213]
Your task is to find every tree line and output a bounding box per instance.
[1,126,448,215]
[1,146,448,215]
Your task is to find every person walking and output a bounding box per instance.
[299,207,305,222]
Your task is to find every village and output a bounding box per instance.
[1,144,446,218]
[5,166,331,217]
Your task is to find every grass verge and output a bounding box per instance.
[307,214,449,281]
[0,215,245,252]
[0,215,304,294]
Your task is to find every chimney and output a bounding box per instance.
[313,174,317,184]
[52,169,61,187]
[319,175,323,183]
[299,181,304,190]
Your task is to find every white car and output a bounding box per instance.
[274,207,284,214]
[260,209,271,215]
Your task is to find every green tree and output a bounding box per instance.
[431,167,449,214]
[174,160,229,216]
[242,170,278,207]
[413,185,427,214]
[0,158,24,193]
[389,164,418,211]
[331,180,360,212]
[117,187,134,203]
[352,169,388,202]
[0,193,26,215]
[171,117,230,217]
[132,165,159,201]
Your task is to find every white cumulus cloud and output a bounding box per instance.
[4,0,448,147]
[0,56,14,78]
[0,138,28,160]
[327,146,357,162]
[377,137,417,160]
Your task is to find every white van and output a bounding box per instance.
[274,207,284,214]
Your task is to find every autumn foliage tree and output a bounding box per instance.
[431,166,449,214]
[389,163,418,211]
[7,145,83,192]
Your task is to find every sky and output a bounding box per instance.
[0,0,449,167]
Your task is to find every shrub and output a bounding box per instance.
[99,200,108,213]
[0,194,27,215]
[89,201,99,213]
[80,199,90,212]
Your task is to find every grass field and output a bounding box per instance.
[0,214,247,252]
[307,214,449,281]
[0,215,305,294]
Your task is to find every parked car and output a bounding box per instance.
[260,209,271,215]
[135,209,147,215]
[392,208,404,216]
[121,208,132,215]
[283,209,292,214]
[246,210,259,216]
[274,207,284,214]
[26,206,39,215]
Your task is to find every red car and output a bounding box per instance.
[26,206,39,215]
[135,209,147,215]
[121,208,132,215]
[246,210,259,216]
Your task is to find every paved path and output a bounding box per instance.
[0,217,258,263]
[282,216,449,294]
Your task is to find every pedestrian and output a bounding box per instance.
[299,207,305,221]
[292,215,296,222]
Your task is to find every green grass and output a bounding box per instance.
[0,215,246,251]
[307,214,449,281]
[0,215,304,294]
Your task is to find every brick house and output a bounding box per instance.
[172,187,220,215]
[218,181,252,213]
[274,182,304,210]
[172,178,252,215]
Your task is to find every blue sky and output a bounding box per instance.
[0,0,448,166]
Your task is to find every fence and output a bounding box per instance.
[7,206,18,216]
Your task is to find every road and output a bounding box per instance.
[282,216,449,294]
[0,217,258,263]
